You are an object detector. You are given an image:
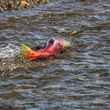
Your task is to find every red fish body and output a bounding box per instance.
[20,38,71,61]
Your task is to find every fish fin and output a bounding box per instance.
[20,44,32,57]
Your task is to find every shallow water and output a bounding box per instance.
[0,0,110,110]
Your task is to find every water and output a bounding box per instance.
[0,0,110,110]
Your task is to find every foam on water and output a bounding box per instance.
[0,43,20,59]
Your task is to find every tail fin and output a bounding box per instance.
[20,44,32,57]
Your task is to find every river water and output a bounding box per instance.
[0,0,110,110]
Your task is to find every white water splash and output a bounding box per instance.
[0,44,20,59]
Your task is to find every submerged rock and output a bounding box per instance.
[0,0,49,11]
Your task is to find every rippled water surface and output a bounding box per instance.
[0,0,110,110]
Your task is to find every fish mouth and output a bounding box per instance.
[63,40,71,48]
